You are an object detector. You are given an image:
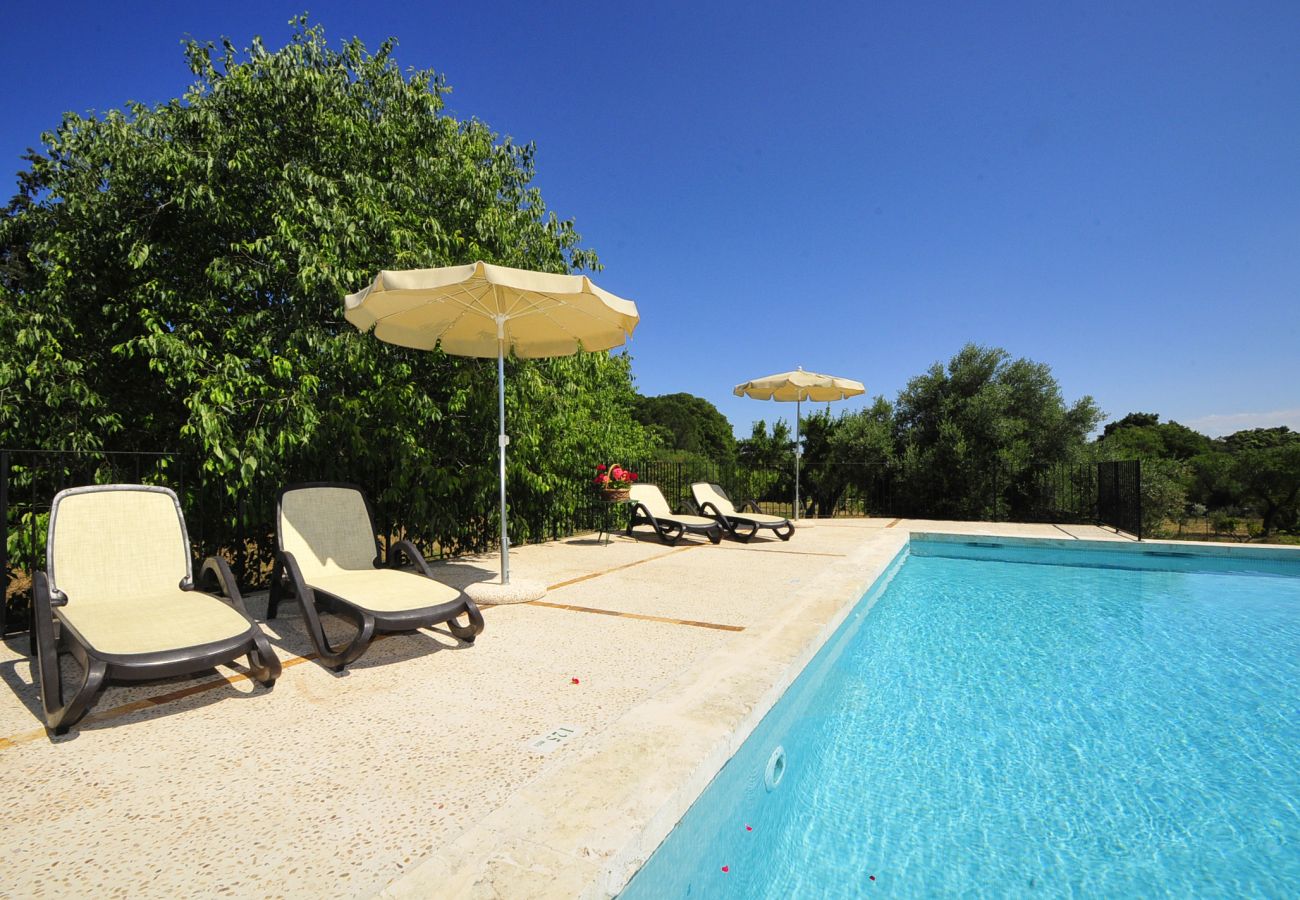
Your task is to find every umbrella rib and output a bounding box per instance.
[494,291,630,351]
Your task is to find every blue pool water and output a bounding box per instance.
[622,540,1300,898]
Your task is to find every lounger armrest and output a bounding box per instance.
[699,501,724,519]
[276,549,312,601]
[387,539,434,578]
[739,498,762,513]
[199,556,254,618]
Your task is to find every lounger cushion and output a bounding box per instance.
[59,588,254,656]
[666,513,722,528]
[734,511,791,525]
[51,489,192,603]
[629,485,717,528]
[691,483,737,516]
[306,568,463,614]
[690,483,789,525]
[280,486,381,580]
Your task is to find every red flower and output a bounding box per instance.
[596,464,607,472]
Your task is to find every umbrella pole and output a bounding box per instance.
[794,397,801,521]
[496,320,510,584]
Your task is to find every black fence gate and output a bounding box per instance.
[1096,459,1143,540]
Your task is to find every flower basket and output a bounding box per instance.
[592,463,638,502]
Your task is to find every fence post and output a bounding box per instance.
[991,462,998,522]
[1135,460,1143,542]
[0,450,8,636]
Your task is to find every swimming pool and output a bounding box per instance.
[621,537,1300,898]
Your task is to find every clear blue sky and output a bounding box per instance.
[3,1,1297,437]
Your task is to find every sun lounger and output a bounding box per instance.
[626,484,723,545]
[268,482,483,670]
[690,482,795,542]
[32,484,281,735]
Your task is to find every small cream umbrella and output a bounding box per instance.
[345,261,639,602]
[733,367,865,524]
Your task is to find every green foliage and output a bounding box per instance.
[1097,413,1211,460]
[1212,514,1241,536]
[1138,458,1189,538]
[632,392,736,466]
[800,397,895,516]
[1102,412,1160,437]
[892,344,1100,518]
[1187,451,1241,510]
[0,18,651,556]
[736,419,793,469]
[1220,426,1299,452]
[732,419,793,507]
[1097,416,1300,539]
[1230,442,1300,536]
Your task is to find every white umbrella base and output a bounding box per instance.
[465,578,547,605]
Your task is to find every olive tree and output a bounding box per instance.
[892,344,1100,518]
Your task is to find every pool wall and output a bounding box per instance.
[593,531,912,896]
[619,544,913,897]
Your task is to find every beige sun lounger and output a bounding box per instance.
[626,484,723,545]
[269,482,484,670]
[690,482,794,542]
[32,484,280,735]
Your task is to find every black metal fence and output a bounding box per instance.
[1097,459,1143,540]
[2,449,1143,636]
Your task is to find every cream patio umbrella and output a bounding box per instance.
[733,367,865,524]
[344,261,640,602]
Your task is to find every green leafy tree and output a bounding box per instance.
[736,419,793,469]
[1232,443,1300,536]
[733,419,792,509]
[800,398,895,516]
[1221,426,1299,453]
[1097,413,1211,460]
[1101,412,1160,437]
[632,392,736,466]
[1138,458,1190,538]
[0,18,650,561]
[892,344,1100,518]
[1094,413,1209,534]
[1187,451,1243,510]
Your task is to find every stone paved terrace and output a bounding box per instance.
[0,519,1132,899]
